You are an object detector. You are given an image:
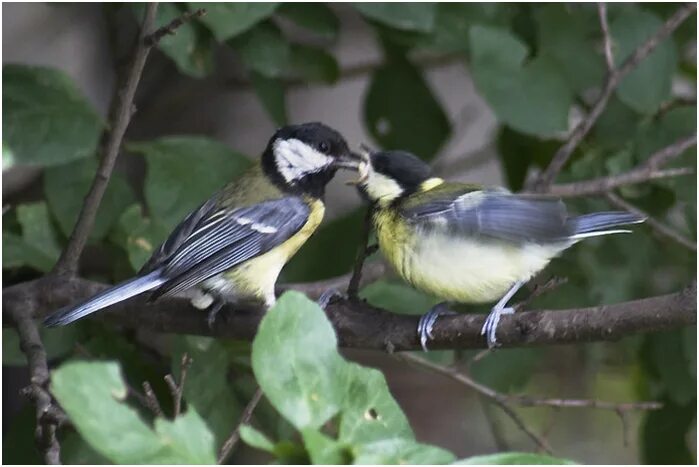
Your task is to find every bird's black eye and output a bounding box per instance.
[319,141,330,153]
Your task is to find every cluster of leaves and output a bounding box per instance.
[3,2,696,464]
[32,292,573,464]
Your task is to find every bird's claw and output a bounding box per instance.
[417,303,455,351]
[480,306,515,349]
[206,300,224,330]
[317,289,347,309]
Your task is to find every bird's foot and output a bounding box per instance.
[480,306,515,349]
[417,302,455,352]
[206,299,225,330]
[317,289,347,310]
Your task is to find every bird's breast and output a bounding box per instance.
[375,211,561,303]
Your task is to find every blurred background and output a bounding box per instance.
[3,3,696,464]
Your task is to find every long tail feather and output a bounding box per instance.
[568,211,646,240]
[43,270,166,327]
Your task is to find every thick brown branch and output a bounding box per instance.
[218,387,264,464]
[3,277,695,352]
[532,3,696,190]
[606,192,697,251]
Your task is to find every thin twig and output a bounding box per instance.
[598,3,615,72]
[218,387,264,464]
[142,381,164,418]
[347,207,375,298]
[532,3,696,190]
[606,192,697,251]
[9,309,61,464]
[399,353,663,454]
[52,2,199,276]
[144,8,206,46]
[398,353,553,454]
[544,133,696,198]
[164,353,192,418]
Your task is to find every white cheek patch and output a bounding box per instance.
[274,138,333,183]
[364,170,404,205]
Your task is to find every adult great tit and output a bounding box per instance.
[355,149,646,349]
[44,122,360,327]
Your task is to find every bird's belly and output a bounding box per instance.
[389,232,560,303]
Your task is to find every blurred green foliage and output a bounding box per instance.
[2,3,696,464]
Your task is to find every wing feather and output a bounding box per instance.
[140,197,310,298]
[401,187,572,243]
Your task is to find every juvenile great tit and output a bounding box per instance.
[44,122,360,327]
[354,149,646,349]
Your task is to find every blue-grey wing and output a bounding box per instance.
[146,197,310,298]
[401,189,572,243]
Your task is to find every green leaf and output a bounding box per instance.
[230,21,290,78]
[191,3,278,41]
[112,204,170,271]
[3,325,85,366]
[359,279,440,315]
[51,360,217,464]
[61,432,109,465]
[239,424,275,453]
[352,438,455,464]
[44,158,135,241]
[154,410,217,464]
[135,3,213,78]
[354,3,437,33]
[2,65,102,167]
[339,363,413,444]
[647,330,695,406]
[3,202,61,272]
[128,137,250,229]
[364,57,450,159]
[288,44,340,84]
[456,452,576,464]
[536,4,605,94]
[50,360,165,463]
[611,8,678,114]
[172,336,242,449]
[252,292,346,430]
[469,25,572,137]
[301,428,350,464]
[421,3,512,53]
[250,72,287,126]
[277,3,339,41]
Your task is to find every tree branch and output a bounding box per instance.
[52,3,160,276]
[398,352,662,452]
[218,387,264,464]
[545,134,696,197]
[531,3,697,191]
[4,277,695,352]
[598,3,615,72]
[8,308,61,464]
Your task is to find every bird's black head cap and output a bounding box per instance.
[262,122,357,197]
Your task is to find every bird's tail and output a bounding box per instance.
[43,270,166,327]
[568,211,646,240]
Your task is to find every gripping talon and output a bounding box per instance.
[481,306,515,348]
[207,299,224,330]
[317,289,346,309]
[417,302,454,352]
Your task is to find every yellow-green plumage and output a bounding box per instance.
[372,178,561,303]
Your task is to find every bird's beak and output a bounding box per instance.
[345,144,371,186]
[332,150,364,171]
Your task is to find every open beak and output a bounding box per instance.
[345,144,371,186]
